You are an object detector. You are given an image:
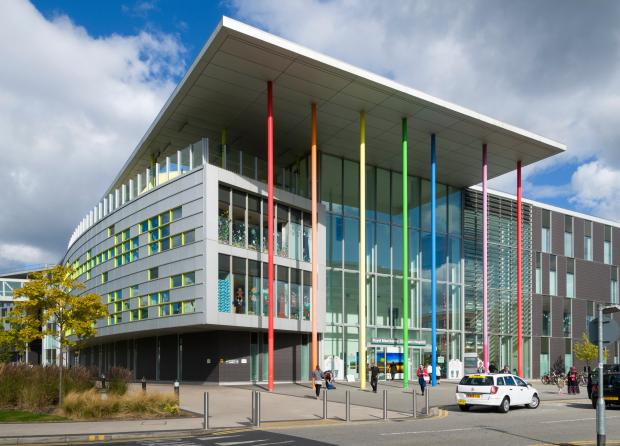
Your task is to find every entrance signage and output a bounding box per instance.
[370,338,426,347]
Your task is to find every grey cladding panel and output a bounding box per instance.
[593,222,604,263]
[614,227,620,265]
[551,297,563,338]
[575,260,610,303]
[552,212,564,255]
[574,218,584,260]
[532,295,542,336]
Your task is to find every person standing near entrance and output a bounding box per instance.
[370,363,380,393]
[389,361,397,381]
[313,365,324,399]
[417,364,428,395]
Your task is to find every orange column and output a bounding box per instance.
[311,104,318,378]
[267,81,274,392]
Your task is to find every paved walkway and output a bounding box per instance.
[0,379,584,441]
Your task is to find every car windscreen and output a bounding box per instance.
[459,376,494,386]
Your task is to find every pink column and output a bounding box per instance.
[517,160,523,377]
[482,144,489,371]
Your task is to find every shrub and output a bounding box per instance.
[61,389,179,419]
[0,364,96,409]
[107,367,132,395]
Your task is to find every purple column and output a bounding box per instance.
[482,143,489,371]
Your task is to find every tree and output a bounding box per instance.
[574,332,607,369]
[7,265,107,404]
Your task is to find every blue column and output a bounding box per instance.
[431,134,437,387]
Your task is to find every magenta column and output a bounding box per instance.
[482,143,489,371]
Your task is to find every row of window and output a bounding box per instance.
[218,254,312,320]
[541,210,614,264]
[218,185,312,262]
[535,253,619,303]
[107,300,196,325]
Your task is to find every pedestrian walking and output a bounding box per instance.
[567,366,580,394]
[370,363,380,393]
[389,361,397,381]
[417,364,428,395]
[587,367,593,399]
[436,364,442,384]
[313,365,324,399]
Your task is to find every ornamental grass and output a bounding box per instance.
[60,389,180,419]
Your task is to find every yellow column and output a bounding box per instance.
[359,111,367,390]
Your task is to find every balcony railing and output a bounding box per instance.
[67,138,310,250]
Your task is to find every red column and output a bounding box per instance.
[517,160,523,377]
[267,81,275,391]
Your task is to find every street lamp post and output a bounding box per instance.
[596,304,620,446]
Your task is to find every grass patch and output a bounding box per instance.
[0,409,66,422]
[61,389,181,419]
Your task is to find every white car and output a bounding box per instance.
[455,373,540,413]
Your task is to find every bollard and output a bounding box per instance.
[174,381,180,401]
[251,390,255,425]
[322,387,327,420]
[425,387,430,416]
[141,376,146,392]
[203,392,209,430]
[412,389,417,419]
[255,391,261,428]
[345,390,350,422]
[382,389,388,420]
[101,374,106,389]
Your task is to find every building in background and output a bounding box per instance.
[61,17,617,383]
[0,265,59,365]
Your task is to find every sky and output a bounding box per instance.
[1,0,620,271]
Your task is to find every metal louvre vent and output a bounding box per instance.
[463,189,532,337]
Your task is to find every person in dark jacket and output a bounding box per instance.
[389,362,397,381]
[370,363,380,393]
[587,367,593,399]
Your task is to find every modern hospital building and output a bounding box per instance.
[62,18,620,385]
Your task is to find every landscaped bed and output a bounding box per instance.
[0,363,185,421]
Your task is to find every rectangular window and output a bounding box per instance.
[566,258,575,298]
[584,221,593,261]
[541,209,551,253]
[140,221,149,233]
[564,215,573,257]
[219,185,231,244]
[542,295,551,337]
[102,271,108,284]
[148,267,158,280]
[160,304,171,317]
[612,266,618,304]
[184,271,195,286]
[587,300,595,325]
[130,285,139,297]
[108,225,114,237]
[604,225,612,265]
[535,252,542,294]
[182,301,195,313]
[140,308,148,319]
[159,291,170,303]
[172,207,182,220]
[172,234,182,248]
[549,255,557,295]
[563,298,571,337]
[149,293,158,305]
[171,274,183,288]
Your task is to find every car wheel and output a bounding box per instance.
[498,397,510,413]
[526,394,540,409]
[459,404,470,412]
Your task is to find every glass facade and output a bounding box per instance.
[321,153,463,379]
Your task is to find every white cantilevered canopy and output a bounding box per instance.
[105,16,565,195]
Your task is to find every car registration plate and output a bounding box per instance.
[604,396,619,401]
[467,393,480,398]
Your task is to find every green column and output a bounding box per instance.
[402,117,409,389]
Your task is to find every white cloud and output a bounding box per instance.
[231,0,620,221]
[570,161,620,220]
[0,0,185,271]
